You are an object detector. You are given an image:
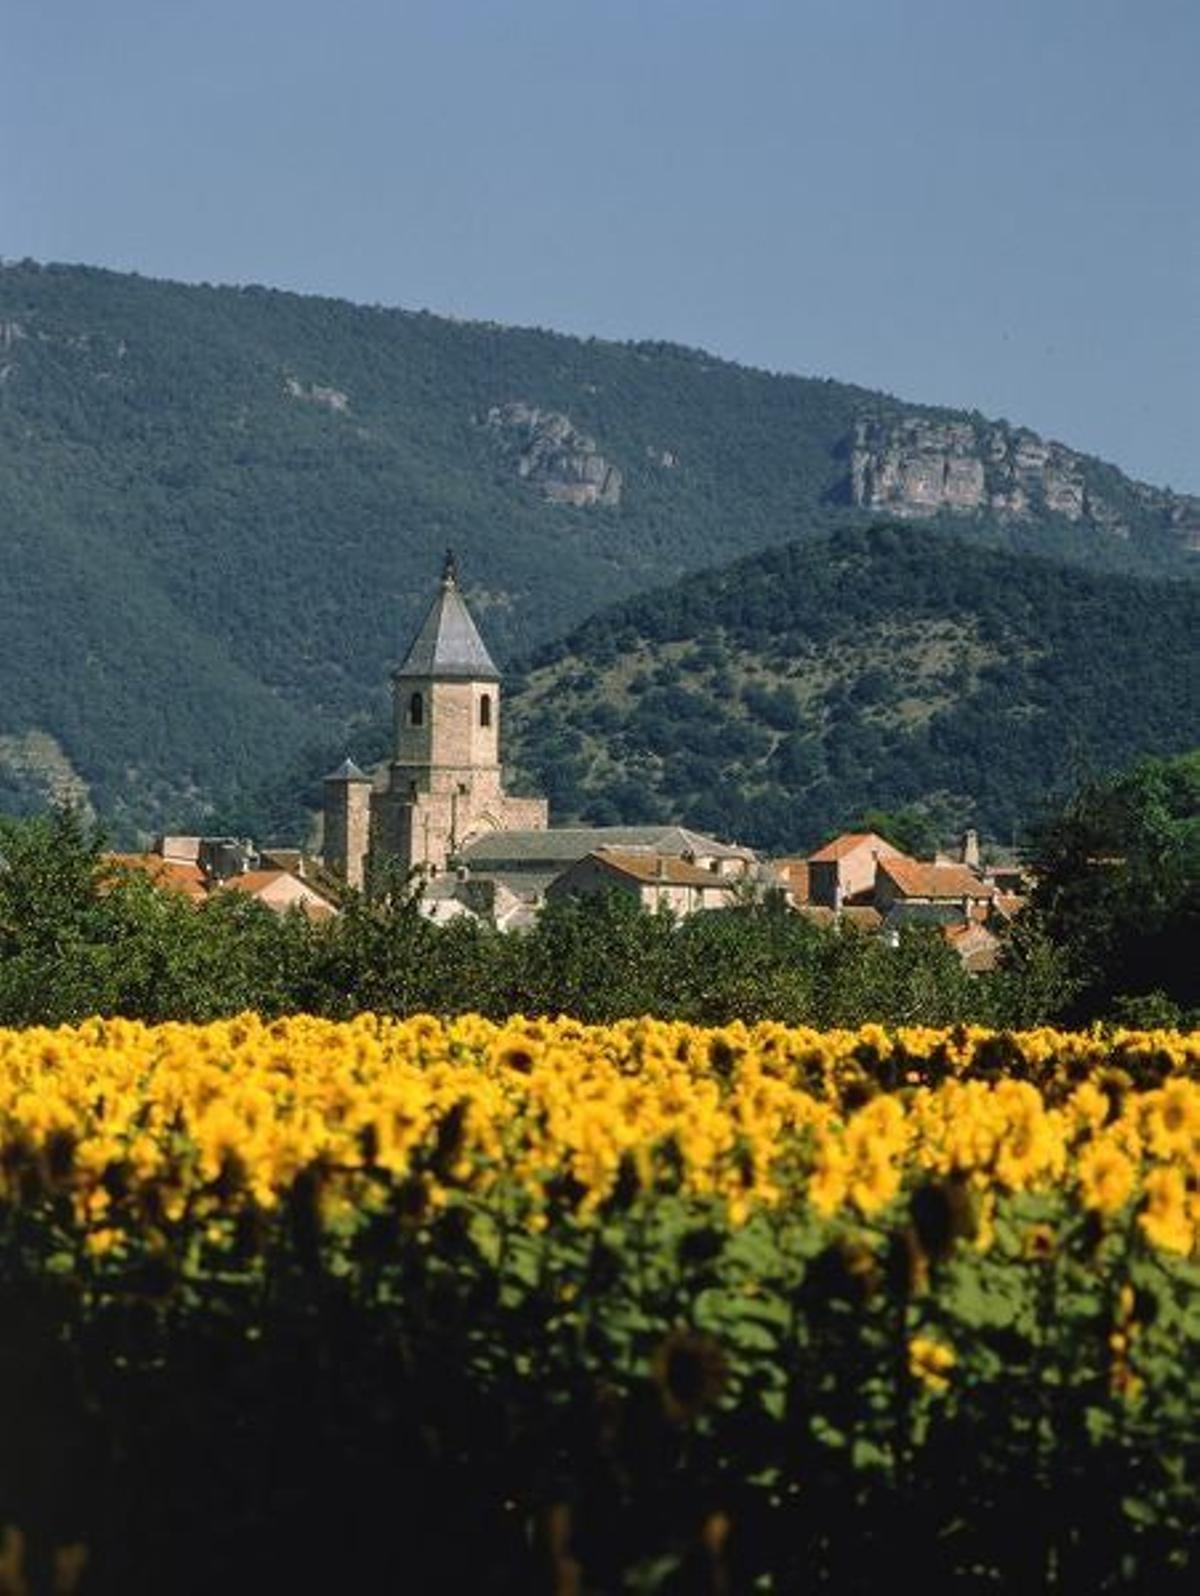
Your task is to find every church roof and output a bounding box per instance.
[393,552,501,682]
[461,825,755,868]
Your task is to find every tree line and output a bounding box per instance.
[0,752,1194,1030]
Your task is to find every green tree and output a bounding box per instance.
[855,806,938,858]
[1022,751,1199,1021]
[0,807,121,1022]
[507,892,677,1021]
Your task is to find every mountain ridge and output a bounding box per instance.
[0,258,1195,837]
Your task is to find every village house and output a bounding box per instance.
[209,868,339,920]
[806,831,905,909]
[782,827,1025,970]
[108,835,340,920]
[456,824,756,902]
[873,857,998,920]
[546,848,738,915]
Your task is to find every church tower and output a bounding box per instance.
[369,552,547,875]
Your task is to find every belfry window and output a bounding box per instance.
[409,692,424,727]
[480,693,492,729]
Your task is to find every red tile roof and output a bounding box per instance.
[593,850,727,888]
[992,892,1027,919]
[945,921,1001,972]
[215,869,289,895]
[215,870,339,917]
[878,858,997,900]
[808,831,898,864]
[105,853,208,903]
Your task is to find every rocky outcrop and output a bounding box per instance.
[851,418,1089,520]
[848,417,1200,548]
[483,401,622,506]
[284,376,350,412]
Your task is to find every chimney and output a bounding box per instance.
[961,829,980,870]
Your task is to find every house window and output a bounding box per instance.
[480,693,492,729]
[409,691,424,727]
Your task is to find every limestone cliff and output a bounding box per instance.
[284,375,350,412]
[849,417,1200,549]
[482,401,622,506]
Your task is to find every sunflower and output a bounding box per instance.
[908,1334,956,1396]
[650,1327,728,1424]
[1077,1140,1136,1216]
[1022,1222,1057,1262]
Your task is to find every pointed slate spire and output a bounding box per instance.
[394,552,501,681]
[324,757,372,784]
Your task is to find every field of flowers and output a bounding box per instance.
[3,1015,1200,1590]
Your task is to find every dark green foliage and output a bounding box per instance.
[5,1145,1200,1589]
[507,525,1200,853]
[0,261,1195,841]
[1022,751,1200,1022]
[855,804,940,857]
[0,809,314,1024]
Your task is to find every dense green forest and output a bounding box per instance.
[504,525,1200,852]
[1022,749,1199,1023]
[0,260,1196,839]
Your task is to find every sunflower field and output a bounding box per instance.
[3,1014,1200,1591]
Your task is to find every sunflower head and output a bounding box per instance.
[1022,1222,1057,1262]
[496,1043,535,1074]
[908,1334,955,1395]
[1097,1067,1133,1124]
[651,1328,728,1424]
[841,1073,879,1114]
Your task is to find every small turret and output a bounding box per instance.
[323,758,373,889]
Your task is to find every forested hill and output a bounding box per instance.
[0,259,1196,836]
[504,525,1200,853]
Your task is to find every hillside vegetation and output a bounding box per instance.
[0,260,1196,837]
[505,526,1200,851]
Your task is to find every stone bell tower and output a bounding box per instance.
[369,552,547,875]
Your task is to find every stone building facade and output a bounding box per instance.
[323,554,548,888]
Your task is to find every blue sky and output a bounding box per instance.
[4,0,1197,490]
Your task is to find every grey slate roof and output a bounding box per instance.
[324,758,372,784]
[460,825,755,868]
[394,554,501,681]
